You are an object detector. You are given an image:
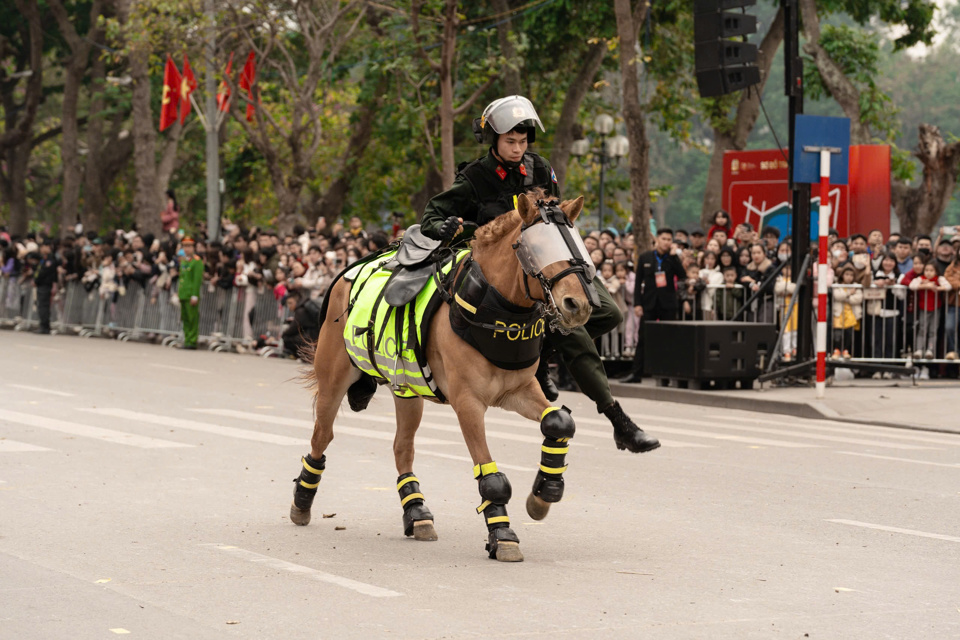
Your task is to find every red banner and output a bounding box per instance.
[159,55,181,132]
[179,55,198,125]
[239,51,256,122]
[721,146,890,241]
[217,53,234,113]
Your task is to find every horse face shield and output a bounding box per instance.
[515,204,599,310]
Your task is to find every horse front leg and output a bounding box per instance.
[450,394,523,562]
[393,395,438,541]
[499,377,576,521]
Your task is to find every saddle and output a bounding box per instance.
[383,224,446,307]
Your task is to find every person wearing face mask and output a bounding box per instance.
[776,241,791,267]
[848,235,873,288]
[830,239,851,271]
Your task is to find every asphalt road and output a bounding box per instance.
[2,330,959,640]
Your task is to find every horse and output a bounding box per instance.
[291,192,597,562]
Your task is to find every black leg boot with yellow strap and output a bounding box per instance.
[474,461,523,562]
[290,454,324,526]
[526,406,575,521]
[397,472,438,541]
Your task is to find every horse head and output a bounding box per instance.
[515,192,596,331]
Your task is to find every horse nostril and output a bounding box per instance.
[562,296,581,314]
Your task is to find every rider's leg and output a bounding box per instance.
[393,395,437,540]
[546,279,660,454]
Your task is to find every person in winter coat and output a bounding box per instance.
[698,251,724,320]
[774,263,798,361]
[908,261,952,359]
[943,252,960,360]
[831,264,863,359]
[868,253,906,362]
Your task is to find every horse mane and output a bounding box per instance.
[471,187,549,251]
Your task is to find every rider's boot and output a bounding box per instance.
[474,462,522,562]
[527,406,576,521]
[602,401,661,453]
[290,453,325,525]
[397,472,437,541]
[536,358,559,402]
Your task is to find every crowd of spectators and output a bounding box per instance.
[3,205,960,377]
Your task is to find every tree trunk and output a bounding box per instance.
[614,0,652,253]
[81,54,107,233]
[552,41,606,194]
[156,120,183,202]
[438,0,458,188]
[491,0,521,96]
[129,45,162,236]
[1,140,30,235]
[314,75,387,225]
[412,167,445,220]
[0,0,43,152]
[59,61,86,235]
[892,124,960,237]
[700,8,784,228]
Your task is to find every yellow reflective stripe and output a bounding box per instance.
[302,458,324,475]
[541,406,560,421]
[472,461,499,478]
[454,293,478,315]
[486,515,510,525]
[299,480,320,489]
[556,437,570,443]
[476,500,492,514]
[541,445,569,455]
[512,194,518,210]
[396,476,419,491]
[400,492,424,507]
[539,464,568,475]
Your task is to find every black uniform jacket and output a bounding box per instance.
[635,249,685,313]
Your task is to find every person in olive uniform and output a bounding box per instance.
[34,239,61,335]
[421,96,659,454]
[622,228,686,383]
[178,237,203,349]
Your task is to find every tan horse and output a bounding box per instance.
[292,193,594,562]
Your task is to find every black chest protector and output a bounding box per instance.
[447,258,545,371]
[458,154,554,227]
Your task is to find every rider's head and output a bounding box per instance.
[473,96,545,165]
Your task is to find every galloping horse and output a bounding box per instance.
[292,192,596,561]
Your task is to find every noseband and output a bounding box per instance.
[513,200,599,332]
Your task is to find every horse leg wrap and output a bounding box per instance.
[474,461,519,559]
[292,453,325,511]
[532,406,575,503]
[397,472,434,537]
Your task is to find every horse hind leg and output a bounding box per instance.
[393,395,437,541]
[290,286,360,526]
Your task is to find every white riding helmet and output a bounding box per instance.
[473,96,545,144]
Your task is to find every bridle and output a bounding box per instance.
[513,199,599,333]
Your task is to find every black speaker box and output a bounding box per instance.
[644,321,776,384]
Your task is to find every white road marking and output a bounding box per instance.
[204,544,402,598]
[835,451,960,468]
[192,409,457,446]
[0,409,191,449]
[422,409,711,449]
[416,449,528,471]
[668,415,936,451]
[827,519,960,544]
[704,413,959,447]
[16,344,61,352]
[82,409,305,446]
[7,384,75,397]
[148,363,210,374]
[0,439,52,452]
[356,413,545,445]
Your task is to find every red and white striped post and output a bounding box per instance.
[815,149,832,398]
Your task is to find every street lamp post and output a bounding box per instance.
[570,114,629,231]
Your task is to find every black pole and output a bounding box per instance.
[784,0,813,362]
[598,149,606,231]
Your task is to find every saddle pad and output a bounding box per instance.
[343,250,467,399]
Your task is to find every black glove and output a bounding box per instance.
[438,216,461,242]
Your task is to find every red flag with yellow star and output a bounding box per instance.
[179,54,198,125]
[159,55,181,131]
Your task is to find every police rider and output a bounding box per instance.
[421,96,659,454]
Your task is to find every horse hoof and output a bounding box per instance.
[412,520,438,541]
[526,493,551,521]
[494,541,524,562]
[290,503,311,526]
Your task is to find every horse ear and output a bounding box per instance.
[517,193,538,225]
[561,196,584,223]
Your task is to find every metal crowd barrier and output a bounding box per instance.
[2,276,293,356]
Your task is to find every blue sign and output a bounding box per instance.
[760,195,833,243]
[793,115,850,185]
